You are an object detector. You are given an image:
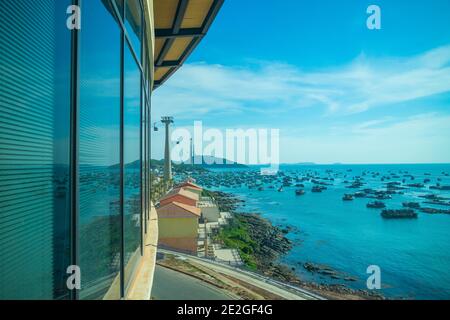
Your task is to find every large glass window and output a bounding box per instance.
[123,43,142,291]
[125,0,143,59]
[142,87,147,233]
[0,0,152,300]
[115,0,124,16]
[147,100,152,219]
[0,0,72,299]
[78,0,122,300]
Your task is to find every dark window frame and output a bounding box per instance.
[70,0,81,301]
[69,0,151,300]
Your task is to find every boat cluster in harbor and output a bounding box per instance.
[175,167,450,219]
[337,170,450,218]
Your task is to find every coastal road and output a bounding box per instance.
[158,249,325,300]
[152,265,235,300]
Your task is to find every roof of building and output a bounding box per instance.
[176,181,203,190]
[159,187,200,202]
[152,0,224,89]
[157,201,201,218]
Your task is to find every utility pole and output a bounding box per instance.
[190,138,194,167]
[161,116,174,184]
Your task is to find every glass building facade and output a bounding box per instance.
[0,0,153,300]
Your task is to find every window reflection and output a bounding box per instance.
[78,0,121,300]
[0,0,150,300]
[0,0,72,299]
[114,0,124,16]
[142,89,147,233]
[123,43,142,291]
[125,0,143,59]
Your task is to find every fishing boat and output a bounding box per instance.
[312,186,325,193]
[381,209,418,219]
[342,194,354,201]
[366,201,386,209]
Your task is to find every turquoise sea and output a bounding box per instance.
[202,164,450,299]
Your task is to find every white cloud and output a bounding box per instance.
[150,46,450,163]
[280,113,450,164]
[153,45,450,117]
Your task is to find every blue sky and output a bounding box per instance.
[152,0,450,164]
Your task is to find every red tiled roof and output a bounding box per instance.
[157,201,201,218]
[159,187,199,202]
[177,181,203,190]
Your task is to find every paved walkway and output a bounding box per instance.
[151,265,234,300]
[157,248,325,300]
[213,247,243,266]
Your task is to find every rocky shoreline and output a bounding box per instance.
[211,190,385,300]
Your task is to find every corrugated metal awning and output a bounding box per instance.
[153,0,224,89]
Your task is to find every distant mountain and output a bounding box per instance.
[284,162,316,166]
[109,160,139,170]
[181,155,248,168]
[109,156,247,170]
[109,159,161,170]
[150,159,165,167]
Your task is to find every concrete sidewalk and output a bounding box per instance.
[157,248,325,300]
[152,265,234,300]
